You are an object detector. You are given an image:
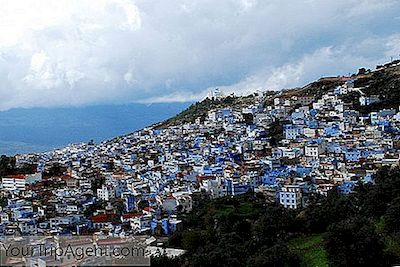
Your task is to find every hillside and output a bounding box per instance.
[353,64,400,113]
[157,62,400,128]
[157,94,259,127]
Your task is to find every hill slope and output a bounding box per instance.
[157,62,400,128]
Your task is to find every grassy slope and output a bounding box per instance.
[288,234,328,267]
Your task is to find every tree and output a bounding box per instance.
[0,197,7,208]
[150,255,182,267]
[0,155,16,176]
[268,120,285,146]
[384,197,400,234]
[45,163,67,177]
[325,216,388,267]
[181,230,205,253]
[246,243,298,267]
[357,167,400,218]
[83,200,105,217]
[303,189,357,233]
[91,175,105,193]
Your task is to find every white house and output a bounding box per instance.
[1,175,26,192]
[97,185,116,201]
[359,95,380,106]
[279,185,302,209]
[304,142,325,158]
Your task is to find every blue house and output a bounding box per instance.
[295,165,312,177]
[229,153,242,163]
[291,111,305,124]
[309,109,318,117]
[334,86,347,95]
[370,110,396,125]
[125,195,136,212]
[80,196,95,207]
[305,119,318,128]
[203,165,223,175]
[232,183,249,196]
[216,156,227,164]
[345,149,361,162]
[361,150,370,158]
[338,181,356,195]
[262,172,277,185]
[262,168,290,185]
[221,108,232,118]
[327,143,342,153]
[363,173,374,183]
[150,218,170,235]
[194,136,203,148]
[324,124,341,137]
[225,179,233,195]
[284,124,303,140]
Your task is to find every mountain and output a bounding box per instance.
[0,102,191,155]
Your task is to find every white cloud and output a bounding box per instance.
[165,41,399,103]
[385,34,400,58]
[0,0,399,109]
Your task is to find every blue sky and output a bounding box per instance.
[0,0,400,110]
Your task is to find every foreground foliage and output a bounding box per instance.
[153,166,400,266]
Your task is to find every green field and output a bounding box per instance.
[289,234,328,267]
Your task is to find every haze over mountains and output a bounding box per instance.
[0,102,191,155]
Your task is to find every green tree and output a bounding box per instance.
[181,230,205,253]
[0,155,16,176]
[0,197,8,208]
[325,216,388,267]
[303,189,357,233]
[384,197,400,234]
[45,163,67,177]
[246,243,298,267]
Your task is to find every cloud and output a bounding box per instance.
[0,0,399,109]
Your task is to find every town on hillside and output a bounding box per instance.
[1,61,400,261]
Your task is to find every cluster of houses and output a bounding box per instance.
[1,77,400,239]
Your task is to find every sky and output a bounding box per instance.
[0,0,400,111]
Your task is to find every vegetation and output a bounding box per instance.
[0,155,36,176]
[324,216,386,267]
[348,64,400,114]
[0,197,8,208]
[268,119,285,146]
[0,155,16,177]
[43,163,66,177]
[159,95,257,127]
[152,166,400,266]
[288,234,327,267]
